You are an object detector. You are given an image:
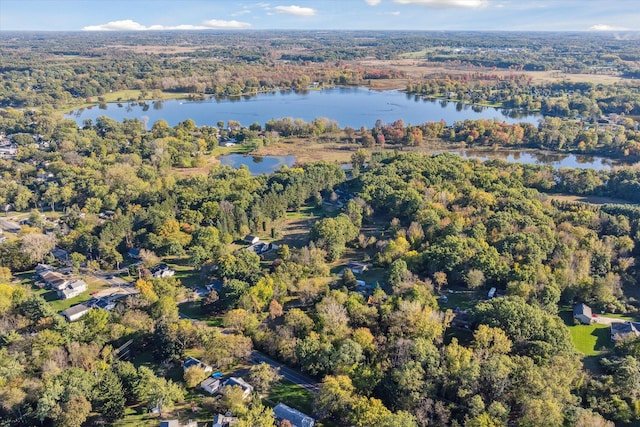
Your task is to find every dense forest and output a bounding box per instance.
[1,30,640,427]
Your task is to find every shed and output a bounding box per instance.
[573,303,593,325]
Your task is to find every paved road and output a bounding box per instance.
[249,351,320,395]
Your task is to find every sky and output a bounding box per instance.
[1,0,639,32]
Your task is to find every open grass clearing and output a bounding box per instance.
[547,193,639,206]
[267,379,315,415]
[164,256,203,288]
[560,309,614,356]
[437,290,476,311]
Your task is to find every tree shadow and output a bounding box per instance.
[591,327,613,352]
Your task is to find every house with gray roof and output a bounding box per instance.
[223,377,254,399]
[573,303,593,325]
[273,403,315,427]
[611,322,640,342]
[61,304,90,322]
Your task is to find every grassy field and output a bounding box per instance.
[437,291,476,310]
[165,256,203,288]
[267,380,316,415]
[560,309,614,356]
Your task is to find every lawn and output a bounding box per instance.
[437,290,476,310]
[267,380,315,415]
[32,275,108,312]
[559,309,614,356]
[165,257,203,288]
[568,323,613,356]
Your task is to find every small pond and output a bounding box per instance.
[219,154,296,175]
[451,149,626,171]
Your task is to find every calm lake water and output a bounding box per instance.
[65,87,540,129]
[451,149,625,171]
[219,154,296,175]
[219,150,630,175]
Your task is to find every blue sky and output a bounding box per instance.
[1,0,639,32]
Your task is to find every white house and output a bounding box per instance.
[200,377,221,395]
[57,279,88,300]
[150,263,175,278]
[223,377,254,399]
[347,262,368,275]
[183,357,213,374]
[61,304,90,322]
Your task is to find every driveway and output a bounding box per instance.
[592,315,627,325]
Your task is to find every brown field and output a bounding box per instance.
[357,59,636,86]
[171,155,220,177]
[102,44,203,54]
[253,139,362,164]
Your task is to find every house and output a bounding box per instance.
[244,235,260,245]
[41,271,71,291]
[183,357,213,374]
[61,304,90,322]
[87,297,117,311]
[573,303,593,325]
[223,377,254,399]
[128,248,142,259]
[347,261,368,275]
[150,263,175,278]
[212,413,237,427]
[35,263,54,277]
[273,403,315,427]
[200,377,222,394]
[51,247,69,262]
[0,144,18,159]
[247,242,271,255]
[57,279,88,300]
[611,322,640,342]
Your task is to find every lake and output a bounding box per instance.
[65,87,540,129]
[219,154,296,175]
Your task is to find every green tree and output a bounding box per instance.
[94,370,126,422]
[248,363,282,394]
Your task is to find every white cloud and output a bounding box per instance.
[202,19,252,29]
[589,24,630,31]
[232,9,252,16]
[365,0,382,5]
[83,18,251,31]
[83,20,149,31]
[394,0,489,8]
[274,5,317,16]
